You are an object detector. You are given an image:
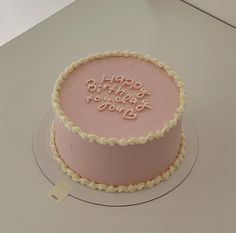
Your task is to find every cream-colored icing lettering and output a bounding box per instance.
[123,108,137,120]
[116,105,124,113]
[136,100,152,112]
[108,84,117,93]
[109,104,116,112]
[121,78,134,87]
[136,88,151,99]
[129,97,138,105]
[86,79,95,85]
[129,82,143,90]
[115,96,126,104]
[115,86,126,96]
[115,94,132,104]
[97,85,102,93]
[86,79,96,92]
[85,74,152,120]
[103,84,111,90]
[114,75,125,83]
[86,95,93,103]
[98,98,112,111]
[94,95,101,102]
[102,74,114,83]
[122,93,131,102]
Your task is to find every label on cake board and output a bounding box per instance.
[47,180,73,203]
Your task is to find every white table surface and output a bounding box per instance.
[0,0,235,232]
[0,0,75,46]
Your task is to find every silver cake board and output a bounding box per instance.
[33,110,198,207]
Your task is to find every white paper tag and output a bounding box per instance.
[47,180,73,203]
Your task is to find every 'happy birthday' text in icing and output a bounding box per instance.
[85,75,152,120]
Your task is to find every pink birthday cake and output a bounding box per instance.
[51,51,186,192]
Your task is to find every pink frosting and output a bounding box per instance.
[59,56,179,138]
[54,118,182,185]
[53,55,183,186]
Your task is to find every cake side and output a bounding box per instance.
[50,122,186,192]
[54,118,183,186]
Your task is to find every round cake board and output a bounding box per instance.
[33,109,198,207]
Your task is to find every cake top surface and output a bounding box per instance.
[52,51,185,145]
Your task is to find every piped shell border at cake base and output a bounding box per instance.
[51,51,186,146]
[50,124,186,193]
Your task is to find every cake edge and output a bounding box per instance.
[51,51,186,146]
[50,124,186,193]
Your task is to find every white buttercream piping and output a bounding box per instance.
[51,51,186,146]
[50,125,186,193]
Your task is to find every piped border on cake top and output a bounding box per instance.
[51,51,186,146]
[50,124,186,193]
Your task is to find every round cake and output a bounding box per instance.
[51,51,186,192]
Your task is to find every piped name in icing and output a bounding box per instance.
[85,75,152,120]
